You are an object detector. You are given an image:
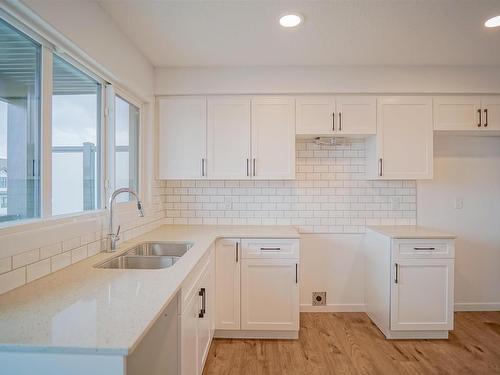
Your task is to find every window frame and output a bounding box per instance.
[0,14,43,222]
[106,86,143,208]
[0,9,146,230]
[46,53,107,218]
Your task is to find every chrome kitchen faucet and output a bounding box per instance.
[107,188,144,252]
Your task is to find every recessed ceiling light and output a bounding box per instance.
[485,15,500,28]
[279,14,303,28]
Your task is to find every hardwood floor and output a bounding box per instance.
[203,312,500,375]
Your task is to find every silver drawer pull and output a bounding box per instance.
[260,247,281,251]
[413,247,436,251]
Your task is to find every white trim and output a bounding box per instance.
[300,303,366,312]
[40,46,53,217]
[454,303,500,312]
[109,87,144,204]
[0,208,106,236]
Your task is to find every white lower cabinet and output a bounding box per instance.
[241,258,299,331]
[215,239,241,330]
[391,258,454,331]
[214,238,300,339]
[364,229,455,339]
[180,247,214,375]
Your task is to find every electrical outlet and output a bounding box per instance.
[312,292,326,306]
[455,197,464,210]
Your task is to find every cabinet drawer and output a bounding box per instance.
[393,239,455,260]
[241,239,299,259]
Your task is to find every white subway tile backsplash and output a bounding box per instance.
[51,251,72,272]
[62,237,81,252]
[162,139,417,233]
[12,249,40,269]
[27,259,51,282]
[0,257,12,274]
[40,243,62,259]
[0,268,25,295]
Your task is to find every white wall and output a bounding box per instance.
[155,66,500,95]
[299,234,365,311]
[418,135,500,310]
[20,0,154,100]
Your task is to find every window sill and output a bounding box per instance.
[0,200,146,237]
[0,209,107,237]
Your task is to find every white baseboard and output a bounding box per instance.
[214,330,298,340]
[454,302,500,311]
[300,303,366,312]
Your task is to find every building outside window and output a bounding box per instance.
[0,18,41,223]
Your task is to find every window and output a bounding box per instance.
[0,13,144,226]
[114,95,139,202]
[0,18,41,223]
[52,55,101,215]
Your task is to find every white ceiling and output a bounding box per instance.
[98,0,500,68]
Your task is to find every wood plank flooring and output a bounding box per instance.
[203,312,500,375]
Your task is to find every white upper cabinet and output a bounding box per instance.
[433,96,500,131]
[367,96,433,180]
[296,96,376,136]
[157,96,207,179]
[433,96,482,131]
[296,96,336,135]
[482,97,500,130]
[335,96,376,135]
[207,97,251,179]
[251,97,296,180]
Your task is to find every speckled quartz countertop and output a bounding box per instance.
[0,225,299,355]
[367,225,456,239]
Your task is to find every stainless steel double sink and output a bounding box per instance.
[95,241,193,270]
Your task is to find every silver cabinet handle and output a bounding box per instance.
[478,109,482,127]
[260,247,281,251]
[413,247,436,251]
[332,112,335,131]
[246,158,249,177]
[201,158,206,177]
[235,242,239,263]
[339,112,342,132]
[253,158,256,177]
[394,263,399,284]
[378,158,383,177]
[484,108,488,127]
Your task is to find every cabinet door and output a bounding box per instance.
[377,97,433,179]
[251,97,295,180]
[391,258,454,331]
[241,259,299,331]
[336,96,376,135]
[482,96,500,130]
[158,96,207,179]
[296,96,335,135]
[433,96,482,131]
[207,97,251,179]
[215,239,241,330]
[197,267,212,373]
[180,292,198,375]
